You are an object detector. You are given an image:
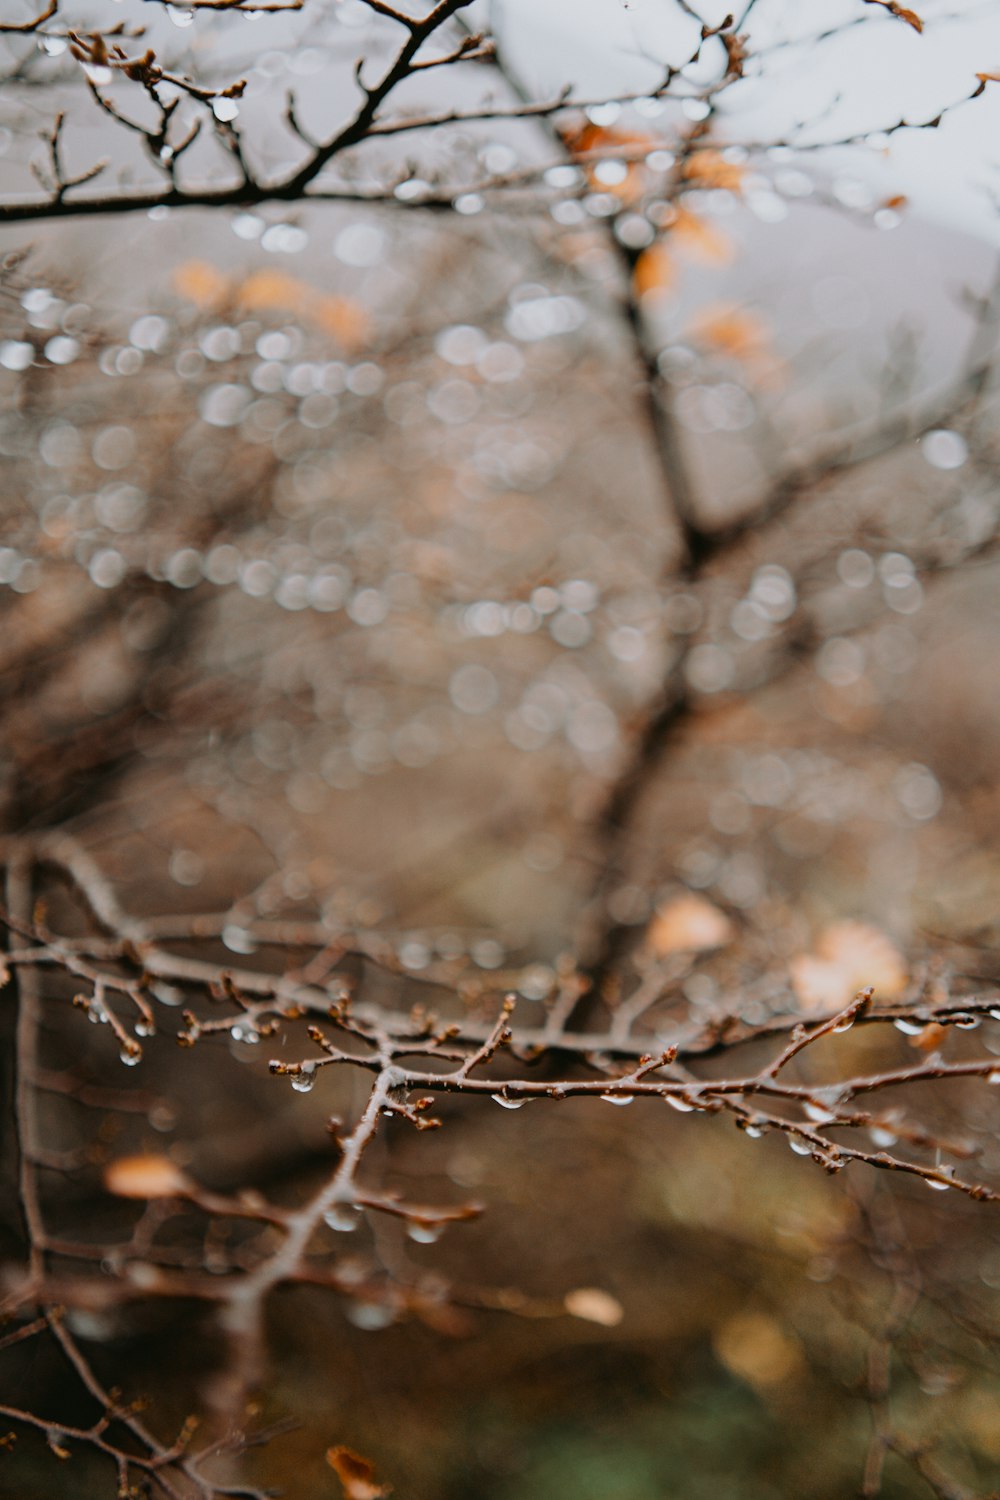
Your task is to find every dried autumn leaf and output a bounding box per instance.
[557,121,657,203]
[790,921,907,1013]
[564,1287,624,1327]
[104,1154,191,1200]
[648,894,733,955]
[632,243,676,300]
[327,1446,392,1500]
[911,1021,948,1053]
[864,0,923,30]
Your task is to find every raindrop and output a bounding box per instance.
[921,429,967,471]
[129,315,170,353]
[665,1095,694,1112]
[407,1221,444,1244]
[222,924,257,954]
[119,1047,141,1067]
[89,550,127,589]
[334,223,384,267]
[894,1018,926,1035]
[44,335,79,365]
[0,340,33,371]
[134,1021,155,1039]
[831,1016,855,1034]
[926,1176,951,1192]
[601,1093,635,1106]
[789,1136,812,1155]
[346,1301,395,1331]
[230,1020,260,1045]
[261,223,308,254]
[744,1124,766,1139]
[491,1093,525,1110]
[291,1062,317,1093]
[324,1205,359,1232]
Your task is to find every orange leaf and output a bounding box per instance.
[670,206,733,265]
[632,243,676,299]
[235,271,370,352]
[911,1022,947,1053]
[682,149,745,193]
[648,894,733,956]
[327,1447,392,1500]
[688,303,771,363]
[790,922,907,1014]
[172,260,229,310]
[865,0,923,31]
[236,268,309,318]
[313,295,370,352]
[104,1154,191,1199]
[976,72,1000,84]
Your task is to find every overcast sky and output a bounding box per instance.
[490,0,1000,244]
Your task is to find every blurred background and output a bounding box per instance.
[2,1,1000,1495]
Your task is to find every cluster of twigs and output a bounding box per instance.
[0,0,995,222]
[4,830,1000,1495]
[3,2,1000,1497]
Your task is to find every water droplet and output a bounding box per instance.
[988,1070,1000,1085]
[222,924,257,955]
[831,1016,855,1034]
[134,1021,155,1038]
[869,1127,897,1149]
[119,1046,141,1067]
[926,1176,951,1192]
[894,1019,925,1036]
[346,1300,395,1331]
[744,1123,766,1139]
[407,1221,444,1244]
[601,1093,635,1106]
[803,1102,838,1124]
[665,1095,694,1112]
[324,1205,359,1232]
[789,1136,812,1155]
[990,1010,1000,1023]
[952,1013,980,1029]
[230,1020,260,1044]
[491,1093,525,1110]
[291,1061,317,1093]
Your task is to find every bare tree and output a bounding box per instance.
[3,2,1000,1496]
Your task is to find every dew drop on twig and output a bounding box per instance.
[407,1221,444,1244]
[324,1205,359,1232]
[291,1061,317,1093]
